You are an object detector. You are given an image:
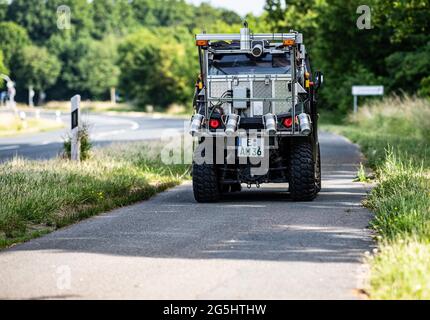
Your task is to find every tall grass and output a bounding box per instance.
[326,95,430,299]
[0,141,190,248]
[349,95,430,140]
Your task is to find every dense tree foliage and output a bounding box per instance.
[14,46,61,91]
[91,0,137,39]
[0,50,8,76]
[0,21,30,68]
[0,0,7,21]
[0,0,241,106]
[0,0,428,111]
[78,36,120,98]
[6,0,93,43]
[118,27,198,108]
[265,0,430,111]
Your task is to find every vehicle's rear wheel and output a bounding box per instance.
[192,144,220,203]
[316,143,322,193]
[289,140,317,201]
[193,162,220,202]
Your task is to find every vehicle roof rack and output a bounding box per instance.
[196,33,299,42]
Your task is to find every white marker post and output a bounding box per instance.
[71,95,81,161]
[19,111,27,129]
[352,85,384,113]
[56,110,62,123]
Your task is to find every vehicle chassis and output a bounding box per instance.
[190,25,323,202]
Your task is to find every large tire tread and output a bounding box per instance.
[193,163,220,203]
[316,143,322,193]
[289,141,317,201]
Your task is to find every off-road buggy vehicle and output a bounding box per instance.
[189,23,323,203]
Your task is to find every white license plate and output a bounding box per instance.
[238,137,264,158]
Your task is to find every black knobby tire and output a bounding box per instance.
[316,143,322,193]
[289,141,317,201]
[192,143,220,203]
[193,162,220,202]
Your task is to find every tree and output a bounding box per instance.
[14,46,61,92]
[118,27,198,108]
[90,0,137,39]
[263,0,395,112]
[78,36,120,99]
[372,0,430,47]
[0,0,7,20]
[0,22,31,68]
[372,0,430,95]
[7,0,93,43]
[131,0,194,26]
[385,42,430,94]
[0,50,8,76]
[46,32,93,99]
[0,50,9,90]
[190,2,242,31]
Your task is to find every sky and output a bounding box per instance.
[186,0,266,17]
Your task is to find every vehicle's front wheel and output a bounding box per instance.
[192,161,220,203]
[289,140,317,201]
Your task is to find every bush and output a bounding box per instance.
[63,123,92,161]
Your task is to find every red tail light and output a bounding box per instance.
[209,119,221,129]
[283,117,293,128]
[283,117,298,128]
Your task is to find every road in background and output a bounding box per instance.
[0,132,374,299]
[0,110,186,161]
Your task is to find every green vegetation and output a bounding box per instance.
[14,45,61,92]
[63,123,92,161]
[0,0,242,106]
[0,21,30,66]
[118,27,198,108]
[0,140,190,248]
[324,96,430,299]
[266,0,430,112]
[1,1,428,111]
[0,49,8,76]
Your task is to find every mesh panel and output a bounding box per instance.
[274,81,291,114]
[210,81,229,98]
[253,81,272,114]
[209,81,230,114]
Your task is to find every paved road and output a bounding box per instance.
[0,110,185,161]
[0,132,373,300]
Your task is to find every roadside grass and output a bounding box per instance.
[322,95,430,299]
[0,114,64,137]
[0,140,191,249]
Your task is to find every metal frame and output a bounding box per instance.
[196,33,299,42]
[196,30,305,137]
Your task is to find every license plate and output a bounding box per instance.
[238,137,264,158]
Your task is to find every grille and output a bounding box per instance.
[209,81,229,98]
[208,79,291,116]
[253,81,272,114]
[209,81,230,113]
[274,81,291,114]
